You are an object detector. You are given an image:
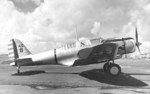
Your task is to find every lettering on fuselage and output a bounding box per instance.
[18,44,24,53]
[58,40,91,51]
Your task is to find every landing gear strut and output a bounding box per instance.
[103,62,110,73]
[103,61,121,77]
[16,64,21,74]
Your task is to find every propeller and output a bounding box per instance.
[135,27,142,53]
[122,38,127,58]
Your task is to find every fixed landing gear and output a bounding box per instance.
[103,61,121,77]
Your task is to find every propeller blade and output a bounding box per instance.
[122,38,127,58]
[135,27,138,43]
[137,45,141,53]
[135,27,141,53]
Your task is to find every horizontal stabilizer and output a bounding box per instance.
[15,58,32,66]
[2,59,14,64]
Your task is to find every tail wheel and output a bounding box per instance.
[16,62,21,74]
[108,64,121,77]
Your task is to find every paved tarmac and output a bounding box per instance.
[0,57,150,94]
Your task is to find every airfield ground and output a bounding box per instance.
[0,55,150,94]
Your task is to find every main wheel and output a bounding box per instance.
[103,63,109,73]
[107,64,121,77]
[103,62,113,73]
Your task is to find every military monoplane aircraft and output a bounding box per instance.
[7,28,141,76]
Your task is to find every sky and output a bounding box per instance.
[0,0,150,54]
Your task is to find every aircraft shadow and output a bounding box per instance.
[126,73,150,75]
[12,70,46,76]
[80,69,148,87]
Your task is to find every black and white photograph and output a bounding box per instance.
[0,0,150,94]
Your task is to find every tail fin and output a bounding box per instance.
[8,39,31,61]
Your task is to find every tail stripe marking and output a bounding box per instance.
[8,54,14,57]
[8,43,13,46]
[8,49,14,53]
[9,56,15,59]
[8,51,14,54]
[8,39,14,59]
[8,46,13,49]
[8,48,13,50]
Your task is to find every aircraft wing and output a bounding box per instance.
[88,43,119,62]
[74,43,119,66]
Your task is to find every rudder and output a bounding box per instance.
[8,39,31,61]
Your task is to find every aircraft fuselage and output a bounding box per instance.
[17,37,136,67]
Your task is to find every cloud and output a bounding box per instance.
[124,1,150,41]
[10,0,41,13]
[91,22,101,36]
[121,0,150,54]
[0,0,150,54]
[32,0,43,5]
[11,0,43,5]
